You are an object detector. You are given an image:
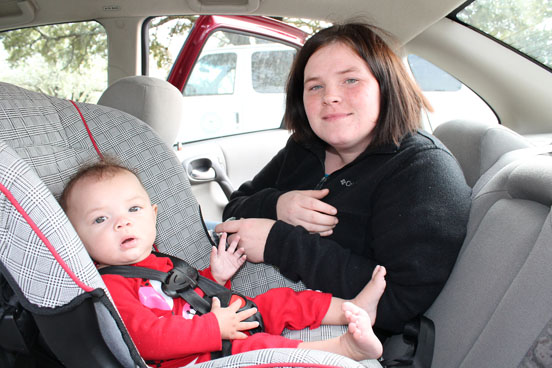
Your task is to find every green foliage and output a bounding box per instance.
[0,21,108,102]
[457,0,552,67]
[1,22,106,71]
[148,16,196,70]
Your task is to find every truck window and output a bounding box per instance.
[251,50,295,93]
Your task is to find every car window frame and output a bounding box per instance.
[162,15,307,92]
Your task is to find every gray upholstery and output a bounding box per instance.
[98,76,183,147]
[433,119,532,187]
[425,154,552,368]
[0,141,140,367]
[0,81,373,368]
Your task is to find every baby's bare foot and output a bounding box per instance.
[352,265,386,325]
[340,302,383,360]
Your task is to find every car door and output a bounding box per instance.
[166,15,307,222]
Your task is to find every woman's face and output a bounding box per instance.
[303,42,380,157]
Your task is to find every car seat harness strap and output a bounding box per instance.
[99,252,264,359]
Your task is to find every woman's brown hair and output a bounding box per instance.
[284,22,432,147]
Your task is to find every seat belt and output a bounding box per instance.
[380,315,435,368]
[98,252,265,359]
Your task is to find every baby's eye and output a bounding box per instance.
[94,216,107,224]
[129,206,141,213]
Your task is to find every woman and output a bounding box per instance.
[215,22,471,336]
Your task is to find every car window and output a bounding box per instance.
[407,54,498,130]
[147,16,196,80]
[453,0,551,70]
[0,21,107,103]
[408,54,461,92]
[175,30,297,143]
[184,53,237,95]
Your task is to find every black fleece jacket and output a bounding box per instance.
[223,130,471,334]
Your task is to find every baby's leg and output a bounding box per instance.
[298,302,382,360]
[351,265,386,325]
[322,265,386,326]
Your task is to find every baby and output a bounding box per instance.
[60,160,387,367]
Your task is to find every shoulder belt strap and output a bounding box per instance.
[98,253,232,315]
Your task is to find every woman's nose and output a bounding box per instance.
[322,88,341,105]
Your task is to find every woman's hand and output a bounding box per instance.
[276,189,338,236]
[214,218,275,262]
[210,297,260,340]
[210,232,246,285]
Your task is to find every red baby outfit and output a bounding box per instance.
[101,253,332,368]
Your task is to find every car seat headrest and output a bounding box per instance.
[98,76,183,147]
[506,155,552,206]
[434,119,533,187]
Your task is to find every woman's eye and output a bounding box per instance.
[94,216,107,224]
[345,78,358,84]
[129,206,141,213]
[305,84,322,92]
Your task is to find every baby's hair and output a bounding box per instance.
[59,157,140,211]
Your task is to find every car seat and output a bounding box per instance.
[383,148,552,367]
[0,81,376,367]
[426,154,552,367]
[97,75,183,148]
[433,119,533,189]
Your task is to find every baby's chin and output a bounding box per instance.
[95,251,152,268]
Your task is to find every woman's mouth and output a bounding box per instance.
[323,112,351,121]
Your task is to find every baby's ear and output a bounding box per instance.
[152,204,158,217]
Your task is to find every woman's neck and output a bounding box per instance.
[324,148,359,174]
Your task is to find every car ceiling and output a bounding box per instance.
[0,0,466,44]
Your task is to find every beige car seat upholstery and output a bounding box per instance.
[98,76,183,147]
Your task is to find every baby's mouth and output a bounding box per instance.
[121,237,137,248]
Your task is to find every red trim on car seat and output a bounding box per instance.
[70,100,104,160]
[0,182,94,293]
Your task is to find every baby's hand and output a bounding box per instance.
[210,232,246,285]
[210,297,259,340]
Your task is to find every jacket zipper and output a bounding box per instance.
[314,175,329,190]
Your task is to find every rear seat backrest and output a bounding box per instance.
[433,119,532,188]
[426,154,552,368]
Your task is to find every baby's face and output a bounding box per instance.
[65,170,158,267]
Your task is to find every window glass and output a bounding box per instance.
[408,54,498,130]
[176,30,298,143]
[0,21,107,102]
[148,16,196,80]
[252,50,296,93]
[455,0,551,69]
[407,54,461,91]
[184,53,237,96]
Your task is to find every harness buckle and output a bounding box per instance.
[162,268,198,297]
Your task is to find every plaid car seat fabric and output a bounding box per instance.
[0,81,375,368]
[0,141,141,367]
